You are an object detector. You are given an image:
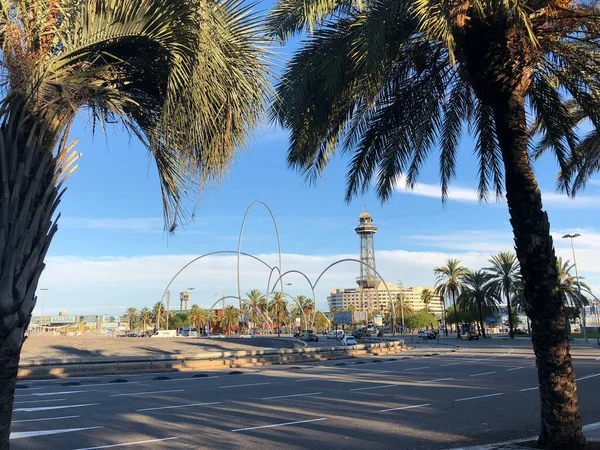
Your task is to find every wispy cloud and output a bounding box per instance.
[61,217,164,232]
[394,175,600,208]
[37,236,599,315]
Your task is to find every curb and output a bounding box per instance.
[17,340,406,380]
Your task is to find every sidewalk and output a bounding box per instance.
[450,421,600,449]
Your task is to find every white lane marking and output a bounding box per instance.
[350,384,397,391]
[110,389,184,397]
[12,415,79,424]
[78,382,141,388]
[137,401,222,412]
[441,363,460,367]
[506,367,524,371]
[455,393,504,402]
[525,356,534,359]
[14,404,99,413]
[219,382,270,389]
[520,387,539,392]
[232,417,327,432]
[14,391,89,398]
[73,437,179,450]
[423,377,454,383]
[577,373,600,381]
[10,427,102,440]
[379,403,431,412]
[596,357,600,361]
[404,366,431,371]
[262,392,322,400]
[294,378,320,382]
[14,399,66,404]
[162,376,220,382]
[469,371,497,377]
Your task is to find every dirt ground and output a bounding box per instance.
[21,335,291,361]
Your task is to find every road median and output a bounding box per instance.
[18,340,407,380]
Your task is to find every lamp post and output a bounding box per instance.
[39,288,49,330]
[562,233,587,343]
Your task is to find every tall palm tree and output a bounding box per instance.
[556,257,593,310]
[139,307,152,337]
[246,289,265,333]
[421,289,433,314]
[458,271,498,338]
[269,292,288,338]
[0,0,269,443]
[434,260,468,338]
[189,305,208,335]
[220,306,239,336]
[125,307,138,333]
[303,298,316,329]
[487,252,521,339]
[266,0,598,445]
[292,295,308,329]
[152,302,165,332]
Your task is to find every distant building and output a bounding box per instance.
[327,283,442,317]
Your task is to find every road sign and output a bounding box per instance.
[334,311,352,325]
[50,316,75,324]
[295,317,301,327]
[486,317,498,324]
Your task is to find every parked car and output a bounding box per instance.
[460,331,480,341]
[240,333,255,338]
[327,330,345,339]
[209,333,225,339]
[301,333,319,342]
[341,335,357,346]
[353,329,371,339]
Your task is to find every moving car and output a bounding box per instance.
[301,333,319,342]
[460,331,480,341]
[353,329,371,339]
[209,333,225,338]
[150,330,177,338]
[341,335,357,346]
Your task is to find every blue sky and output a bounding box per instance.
[35,9,600,316]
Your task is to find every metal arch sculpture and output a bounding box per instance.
[206,296,271,336]
[312,258,397,336]
[269,269,318,329]
[237,201,283,309]
[158,250,274,307]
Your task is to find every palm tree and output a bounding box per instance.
[266,0,598,444]
[152,302,165,332]
[139,307,152,336]
[421,289,433,314]
[458,271,498,338]
[556,257,593,310]
[0,0,269,442]
[434,260,468,338]
[246,289,265,333]
[269,292,288,338]
[292,295,308,329]
[220,306,239,336]
[189,305,208,336]
[486,253,521,339]
[303,298,316,329]
[125,307,138,333]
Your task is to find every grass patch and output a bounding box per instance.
[569,332,600,339]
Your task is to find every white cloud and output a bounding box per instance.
[36,237,599,316]
[394,175,600,208]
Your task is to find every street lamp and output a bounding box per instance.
[562,233,587,343]
[39,288,49,329]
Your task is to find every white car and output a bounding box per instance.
[209,333,225,338]
[341,336,357,346]
[327,330,345,339]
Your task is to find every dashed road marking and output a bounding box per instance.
[110,389,184,397]
[73,437,179,449]
[12,415,79,424]
[350,384,397,391]
[379,403,431,412]
[10,427,102,440]
[469,371,497,377]
[219,382,271,389]
[137,401,222,412]
[232,417,327,432]
[262,392,322,400]
[455,393,504,402]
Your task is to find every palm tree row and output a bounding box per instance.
[435,255,593,340]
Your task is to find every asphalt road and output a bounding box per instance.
[10,341,600,450]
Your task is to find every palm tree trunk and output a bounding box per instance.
[506,289,514,339]
[491,92,583,448]
[452,290,460,338]
[477,299,486,338]
[0,115,71,447]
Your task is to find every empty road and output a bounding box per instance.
[10,340,600,449]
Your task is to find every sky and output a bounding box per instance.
[34,8,600,317]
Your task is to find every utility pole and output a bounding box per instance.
[166,290,171,330]
[563,233,587,342]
